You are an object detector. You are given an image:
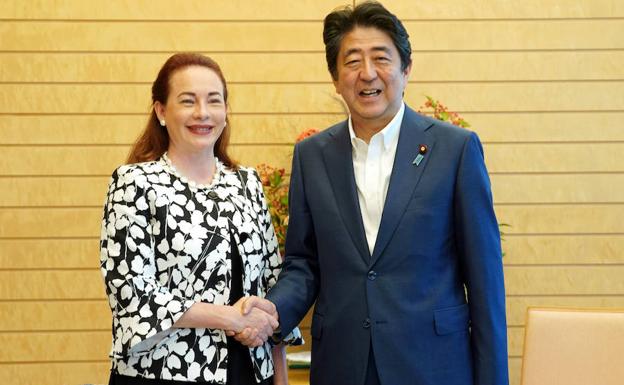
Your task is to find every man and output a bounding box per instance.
[242,2,509,385]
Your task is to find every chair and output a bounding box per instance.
[521,307,624,385]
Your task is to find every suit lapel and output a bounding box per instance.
[371,107,435,264]
[322,123,371,263]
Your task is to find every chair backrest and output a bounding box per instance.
[521,307,624,385]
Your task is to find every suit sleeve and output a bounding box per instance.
[266,143,320,336]
[454,132,509,385]
[249,169,303,346]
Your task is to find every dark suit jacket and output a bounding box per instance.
[267,106,509,385]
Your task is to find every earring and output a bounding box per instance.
[159,119,166,126]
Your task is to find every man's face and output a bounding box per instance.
[333,26,411,132]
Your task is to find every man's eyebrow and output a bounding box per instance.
[343,46,392,57]
[176,91,223,97]
[344,48,363,57]
[371,46,392,54]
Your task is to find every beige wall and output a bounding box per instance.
[1,1,623,384]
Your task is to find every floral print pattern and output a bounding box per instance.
[100,157,302,383]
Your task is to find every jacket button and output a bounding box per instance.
[367,270,377,281]
[207,191,218,199]
[363,318,371,328]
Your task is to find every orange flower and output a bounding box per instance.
[296,128,320,143]
[419,95,471,129]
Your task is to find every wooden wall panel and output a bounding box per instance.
[507,327,525,357]
[0,177,110,207]
[0,362,110,385]
[4,0,623,20]
[0,239,99,269]
[0,301,109,331]
[495,205,624,234]
[2,204,623,238]
[3,264,623,301]
[3,82,623,114]
[0,145,295,175]
[2,143,623,177]
[0,270,104,300]
[0,22,325,52]
[509,358,522,385]
[485,143,624,173]
[0,233,621,271]
[503,235,624,265]
[381,0,624,19]
[504,266,624,295]
[0,116,147,145]
[2,112,624,146]
[1,1,623,385]
[3,51,623,83]
[0,208,102,238]
[0,147,131,176]
[0,0,342,20]
[0,52,330,83]
[411,82,624,113]
[412,51,624,81]
[491,174,624,203]
[0,331,109,361]
[404,20,624,50]
[419,112,624,142]
[0,84,346,114]
[2,20,623,52]
[5,174,623,207]
[0,114,343,145]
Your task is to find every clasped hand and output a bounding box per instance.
[229,296,278,347]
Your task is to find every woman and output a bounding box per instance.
[100,53,301,385]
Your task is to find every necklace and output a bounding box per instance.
[161,152,222,190]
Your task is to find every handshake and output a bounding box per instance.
[228,296,279,347]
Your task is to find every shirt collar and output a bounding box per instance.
[348,102,405,150]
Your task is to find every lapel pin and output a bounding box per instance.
[413,144,428,166]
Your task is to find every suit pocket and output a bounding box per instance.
[311,313,323,340]
[434,304,470,335]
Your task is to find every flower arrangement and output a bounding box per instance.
[417,95,470,128]
[258,97,506,255]
[295,128,321,143]
[256,163,289,250]
[257,128,320,252]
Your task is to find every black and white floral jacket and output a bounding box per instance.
[100,156,302,383]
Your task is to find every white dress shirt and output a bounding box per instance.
[349,103,405,255]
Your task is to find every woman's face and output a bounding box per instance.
[155,65,227,157]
